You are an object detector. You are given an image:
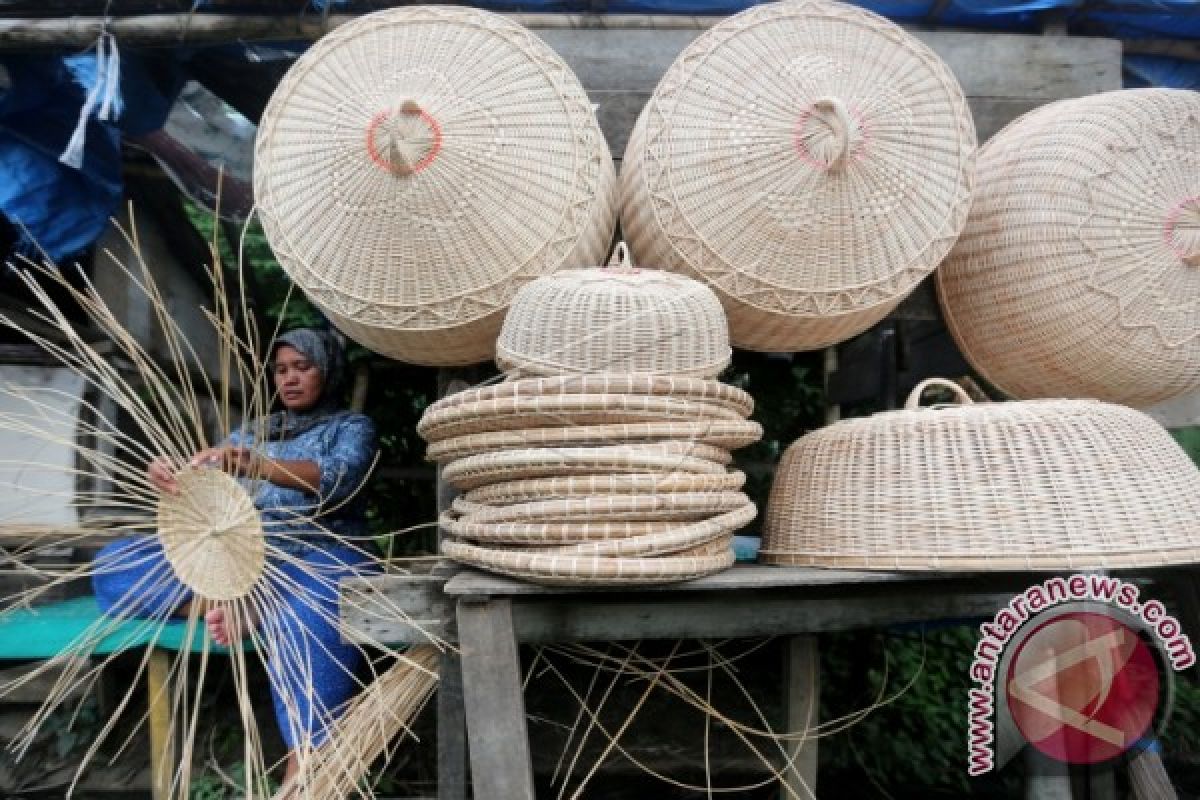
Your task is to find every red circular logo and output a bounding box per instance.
[1006,611,1160,765]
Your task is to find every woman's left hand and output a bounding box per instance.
[189,446,265,479]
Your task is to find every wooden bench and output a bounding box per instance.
[344,564,1200,799]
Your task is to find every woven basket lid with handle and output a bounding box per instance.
[620,0,975,353]
[937,89,1200,408]
[762,379,1200,571]
[496,244,732,377]
[255,6,617,366]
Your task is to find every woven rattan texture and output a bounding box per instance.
[425,421,763,462]
[937,89,1200,407]
[157,468,265,601]
[427,374,754,418]
[255,6,617,365]
[762,388,1200,570]
[619,0,976,352]
[462,470,747,505]
[495,266,732,377]
[442,446,731,490]
[442,539,735,586]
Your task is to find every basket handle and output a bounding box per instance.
[606,241,638,272]
[812,96,852,172]
[904,378,974,410]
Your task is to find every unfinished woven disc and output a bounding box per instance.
[762,379,1200,571]
[496,245,732,377]
[418,393,744,442]
[463,470,747,505]
[428,374,754,418]
[442,539,735,586]
[157,468,266,601]
[452,492,751,523]
[442,446,729,490]
[426,421,763,462]
[447,503,755,553]
[937,89,1200,407]
[620,0,975,351]
[255,6,616,365]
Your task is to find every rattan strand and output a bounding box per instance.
[495,249,731,377]
[499,533,735,558]
[937,88,1200,407]
[417,393,744,442]
[442,539,735,586]
[762,379,1200,571]
[620,0,975,352]
[425,421,763,462]
[157,468,265,601]
[452,491,751,524]
[442,446,729,490]
[462,470,747,505]
[428,373,754,418]
[438,515,681,544]
[255,6,617,365]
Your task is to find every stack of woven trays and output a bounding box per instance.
[419,249,762,586]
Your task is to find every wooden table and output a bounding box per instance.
[344,564,1196,800]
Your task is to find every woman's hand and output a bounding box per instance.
[147,457,181,495]
[189,446,263,478]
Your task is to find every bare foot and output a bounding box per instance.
[205,606,258,646]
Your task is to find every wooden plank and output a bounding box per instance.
[781,636,819,800]
[437,651,469,800]
[146,648,173,800]
[457,599,535,800]
[340,573,449,646]
[445,564,983,596]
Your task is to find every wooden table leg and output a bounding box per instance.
[457,597,535,800]
[438,650,469,800]
[146,648,173,800]
[781,635,819,800]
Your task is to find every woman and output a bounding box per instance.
[93,327,379,781]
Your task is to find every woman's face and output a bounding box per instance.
[272,345,323,412]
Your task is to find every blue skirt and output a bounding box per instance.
[92,536,380,749]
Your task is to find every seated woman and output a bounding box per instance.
[93,327,378,783]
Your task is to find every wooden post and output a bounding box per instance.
[457,597,535,800]
[781,635,819,799]
[146,648,174,800]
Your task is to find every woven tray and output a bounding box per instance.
[503,533,736,559]
[255,6,616,365]
[495,244,732,377]
[157,468,265,601]
[462,470,747,505]
[620,0,975,352]
[428,374,754,418]
[443,446,730,490]
[442,539,735,586]
[937,89,1200,407]
[452,492,751,524]
[417,393,744,442]
[446,503,755,553]
[426,421,763,462]
[439,515,681,544]
[761,378,1200,571]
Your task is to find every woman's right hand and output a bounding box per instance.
[147,457,180,496]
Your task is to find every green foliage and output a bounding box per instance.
[1170,427,1200,466]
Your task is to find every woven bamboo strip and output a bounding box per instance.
[462,470,747,505]
[452,491,751,524]
[438,514,680,544]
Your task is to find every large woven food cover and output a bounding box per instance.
[762,379,1200,570]
[620,0,976,352]
[496,244,732,377]
[255,6,617,365]
[938,89,1200,407]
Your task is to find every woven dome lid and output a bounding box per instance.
[938,89,1200,407]
[496,244,732,377]
[255,6,617,366]
[620,0,975,352]
[157,468,266,600]
[762,379,1200,571]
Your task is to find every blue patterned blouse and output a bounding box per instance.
[227,412,377,545]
